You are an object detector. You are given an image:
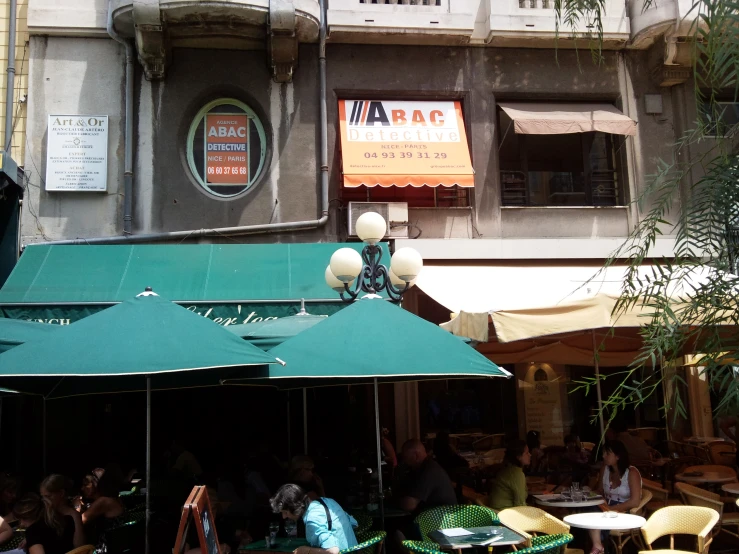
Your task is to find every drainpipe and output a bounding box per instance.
[37,0,330,247]
[4,0,17,151]
[107,1,135,236]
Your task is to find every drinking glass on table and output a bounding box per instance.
[269,522,279,548]
[285,519,297,538]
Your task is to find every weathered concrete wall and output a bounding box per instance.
[136,46,329,242]
[325,45,625,239]
[21,40,683,244]
[22,36,124,243]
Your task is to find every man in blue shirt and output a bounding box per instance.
[271,484,358,554]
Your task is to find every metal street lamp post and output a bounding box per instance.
[324,212,423,302]
[323,212,423,531]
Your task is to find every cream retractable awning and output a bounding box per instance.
[417,265,725,343]
[498,102,637,136]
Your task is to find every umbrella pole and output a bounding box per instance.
[42,397,47,475]
[373,378,385,530]
[303,388,308,454]
[287,391,291,461]
[592,331,606,439]
[146,376,151,554]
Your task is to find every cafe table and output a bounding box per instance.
[240,537,308,554]
[534,494,605,509]
[428,525,528,552]
[675,465,737,485]
[686,436,725,444]
[564,513,645,554]
[722,483,739,495]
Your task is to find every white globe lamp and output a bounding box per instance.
[355,212,387,245]
[390,247,423,282]
[329,248,363,283]
[389,269,416,289]
[325,265,351,293]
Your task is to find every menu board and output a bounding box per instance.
[173,486,221,554]
[521,364,565,445]
[46,115,108,191]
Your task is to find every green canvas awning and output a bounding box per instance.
[225,296,509,388]
[0,243,389,324]
[0,318,60,352]
[0,291,280,398]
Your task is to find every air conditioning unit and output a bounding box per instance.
[347,202,409,239]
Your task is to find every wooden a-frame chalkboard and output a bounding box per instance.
[173,485,222,554]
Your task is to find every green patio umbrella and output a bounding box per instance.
[0,289,280,554]
[225,295,509,527]
[0,317,60,352]
[225,300,328,349]
[225,300,327,456]
[263,296,507,380]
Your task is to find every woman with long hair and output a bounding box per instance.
[13,493,74,554]
[588,440,643,554]
[40,475,85,548]
[80,467,125,549]
[488,440,531,511]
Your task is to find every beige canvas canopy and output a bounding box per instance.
[498,102,637,136]
[417,264,727,345]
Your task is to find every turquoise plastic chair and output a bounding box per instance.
[340,530,386,554]
[415,504,499,541]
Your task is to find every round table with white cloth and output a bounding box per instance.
[564,513,646,531]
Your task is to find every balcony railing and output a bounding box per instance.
[518,0,554,7]
[328,0,475,42]
[359,0,444,5]
[501,170,620,207]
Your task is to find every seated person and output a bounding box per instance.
[270,484,357,554]
[14,493,75,554]
[432,431,469,478]
[564,435,590,465]
[611,420,654,466]
[526,431,545,475]
[488,440,530,511]
[589,441,642,554]
[290,468,326,501]
[0,515,13,544]
[80,467,125,548]
[78,469,105,507]
[381,428,398,470]
[40,475,85,548]
[170,439,203,483]
[395,439,457,515]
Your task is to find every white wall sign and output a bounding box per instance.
[46,115,108,191]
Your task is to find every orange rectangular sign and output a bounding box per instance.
[205,114,248,185]
[338,100,474,188]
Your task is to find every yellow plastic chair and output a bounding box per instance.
[498,506,583,554]
[675,481,739,540]
[638,505,719,554]
[65,546,96,554]
[609,489,652,554]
